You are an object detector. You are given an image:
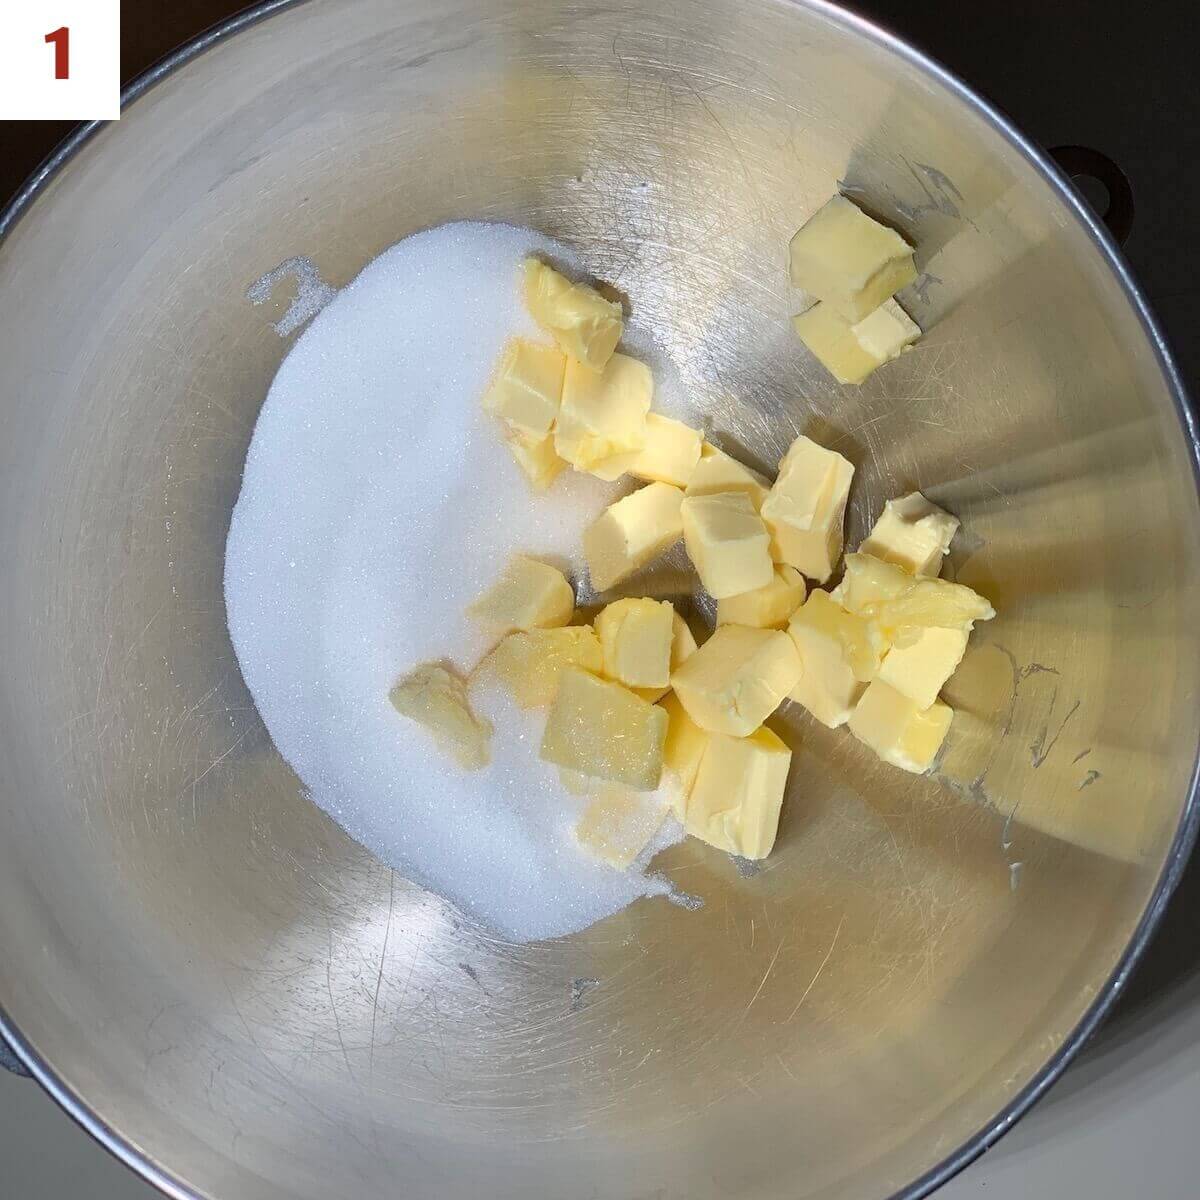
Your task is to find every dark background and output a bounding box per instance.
[3,0,1198,1036]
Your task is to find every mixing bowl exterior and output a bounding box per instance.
[1,2,1197,1198]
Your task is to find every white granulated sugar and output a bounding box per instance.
[225,221,696,942]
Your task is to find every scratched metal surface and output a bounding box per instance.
[0,1,1197,1198]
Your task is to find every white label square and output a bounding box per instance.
[0,0,120,120]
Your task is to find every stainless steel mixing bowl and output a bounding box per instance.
[1,1,1198,1197]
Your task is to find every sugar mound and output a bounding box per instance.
[225,222,694,941]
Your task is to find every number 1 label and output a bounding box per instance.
[0,1,118,119]
[45,25,69,79]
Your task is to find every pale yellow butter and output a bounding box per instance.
[523,258,624,370]
[685,726,792,859]
[717,565,807,629]
[633,612,698,703]
[477,626,603,708]
[860,492,959,577]
[838,551,914,614]
[505,429,567,491]
[589,413,703,487]
[762,435,854,583]
[788,195,917,323]
[555,353,652,469]
[681,491,774,600]
[595,597,675,689]
[467,555,574,634]
[575,787,669,869]
[685,443,771,510]
[482,337,566,438]
[659,691,710,816]
[839,553,994,647]
[389,663,492,770]
[848,680,952,774]
[786,591,875,728]
[792,298,921,385]
[671,624,802,736]
[583,482,684,591]
[877,625,968,710]
[540,667,667,791]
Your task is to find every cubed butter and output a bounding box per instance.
[589,413,703,487]
[575,788,669,869]
[839,554,993,647]
[671,624,802,736]
[717,565,807,629]
[467,555,574,633]
[505,429,567,491]
[860,492,959,576]
[540,667,668,791]
[792,298,921,385]
[838,552,914,615]
[685,726,792,859]
[633,612,699,703]
[477,626,603,708]
[762,435,854,583]
[595,597,675,689]
[681,492,774,599]
[389,663,492,770]
[685,443,771,510]
[848,680,953,774]
[482,337,566,438]
[788,195,917,322]
[555,353,652,469]
[523,258,624,370]
[583,482,684,591]
[659,691,710,816]
[786,591,875,727]
[877,625,969,710]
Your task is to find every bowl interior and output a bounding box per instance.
[0,1,1197,1198]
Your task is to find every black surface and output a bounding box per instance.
[2,0,1198,1050]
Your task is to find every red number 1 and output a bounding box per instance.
[45,26,69,80]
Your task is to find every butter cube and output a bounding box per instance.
[877,625,969,710]
[595,597,675,689]
[467,555,574,634]
[786,591,874,728]
[838,552,914,615]
[505,429,567,491]
[389,663,492,769]
[523,258,624,370]
[477,626,603,707]
[848,680,953,774]
[681,492,774,599]
[685,726,792,859]
[671,624,802,736]
[686,443,771,510]
[540,667,667,791]
[589,413,703,487]
[762,435,854,582]
[482,338,566,438]
[792,298,921,385]
[659,692,710,815]
[861,492,959,576]
[583,482,684,591]
[717,565,807,630]
[555,354,652,469]
[633,612,698,703]
[840,553,994,646]
[788,195,917,322]
[576,788,669,869]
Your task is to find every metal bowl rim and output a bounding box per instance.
[0,2,1196,1198]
